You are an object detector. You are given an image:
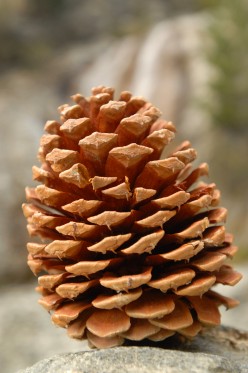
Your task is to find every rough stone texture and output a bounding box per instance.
[17,326,248,373]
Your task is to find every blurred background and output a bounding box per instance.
[0,1,247,372]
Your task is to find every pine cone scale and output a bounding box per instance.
[23,86,242,348]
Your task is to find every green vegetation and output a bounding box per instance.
[205,0,248,134]
[202,0,248,261]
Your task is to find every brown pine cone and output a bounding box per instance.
[23,86,242,348]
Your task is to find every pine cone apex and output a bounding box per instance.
[24,86,242,349]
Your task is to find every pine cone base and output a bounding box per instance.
[23,86,242,349]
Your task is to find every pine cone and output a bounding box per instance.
[23,86,242,348]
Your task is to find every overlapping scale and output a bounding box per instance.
[24,86,242,349]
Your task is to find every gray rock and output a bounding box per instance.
[16,349,233,373]
[17,326,248,373]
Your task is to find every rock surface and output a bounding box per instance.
[17,326,248,373]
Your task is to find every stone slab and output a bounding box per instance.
[18,326,248,373]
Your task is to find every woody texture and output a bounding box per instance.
[23,86,242,349]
